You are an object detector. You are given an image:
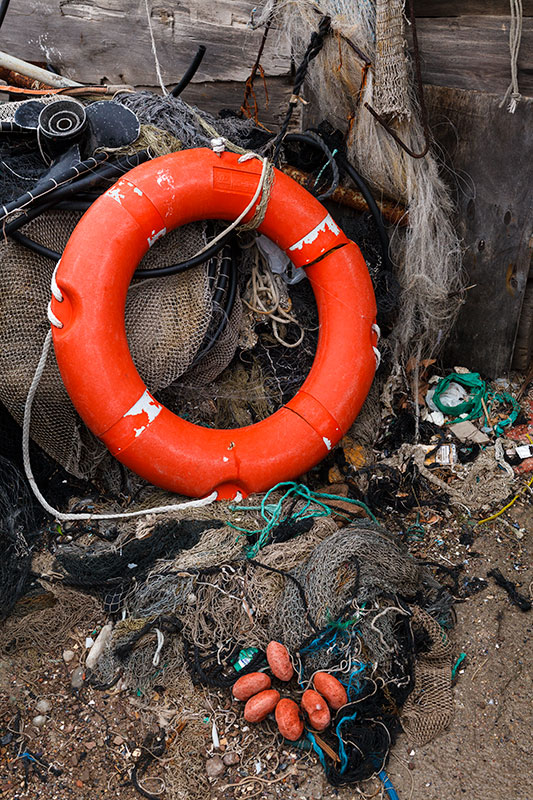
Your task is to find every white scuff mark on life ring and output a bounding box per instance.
[288,213,340,252]
[147,227,166,247]
[124,390,162,424]
[107,186,125,205]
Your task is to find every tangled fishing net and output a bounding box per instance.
[257,0,464,370]
[57,509,455,787]
[0,456,41,621]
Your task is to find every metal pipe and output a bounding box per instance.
[0,50,81,88]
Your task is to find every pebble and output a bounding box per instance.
[223,751,240,766]
[32,715,46,728]
[36,699,51,714]
[206,755,226,778]
[71,666,85,689]
[113,735,124,745]
[79,768,90,782]
[63,650,75,663]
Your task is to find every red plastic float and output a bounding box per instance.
[49,148,378,499]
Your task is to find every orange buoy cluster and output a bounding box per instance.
[50,148,378,501]
[231,641,348,741]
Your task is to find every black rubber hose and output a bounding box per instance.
[0,121,34,134]
[0,0,11,31]
[335,153,392,272]
[0,149,150,224]
[170,45,206,97]
[0,153,109,221]
[192,241,238,364]
[283,132,392,272]
[6,202,233,283]
[7,217,231,280]
[10,218,237,361]
[9,230,58,260]
[133,233,228,278]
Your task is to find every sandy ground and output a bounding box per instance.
[1,505,531,800]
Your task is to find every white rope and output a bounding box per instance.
[22,329,222,521]
[372,322,382,368]
[189,149,273,258]
[243,247,305,348]
[144,0,169,96]
[501,0,523,113]
[210,137,226,156]
[152,628,165,666]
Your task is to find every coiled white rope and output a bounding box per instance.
[243,247,305,349]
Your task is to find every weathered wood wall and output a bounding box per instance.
[2,2,532,102]
[412,15,533,95]
[425,87,533,377]
[1,1,290,87]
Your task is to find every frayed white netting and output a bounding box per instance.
[257,0,464,367]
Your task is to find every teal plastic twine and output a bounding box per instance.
[431,372,520,435]
[404,512,425,542]
[228,481,378,557]
[336,711,359,773]
[451,652,466,681]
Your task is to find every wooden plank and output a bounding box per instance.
[0,0,291,87]
[413,0,533,16]
[424,86,533,377]
[411,16,533,95]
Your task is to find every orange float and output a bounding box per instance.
[49,148,378,500]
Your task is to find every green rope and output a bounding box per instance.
[431,373,520,434]
[404,512,425,541]
[228,481,378,557]
[451,652,466,680]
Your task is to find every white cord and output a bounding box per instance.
[144,0,169,95]
[191,149,271,258]
[22,330,221,521]
[210,137,226,156]
[372,322,382,368]
[501,0,523,113]
[152,628,165,666]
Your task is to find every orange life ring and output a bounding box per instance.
[49,148,378,500]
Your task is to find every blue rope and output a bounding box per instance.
[379,769,400,800]
[228,481,378,557]
[343,661,367,701]
[305,731,327,769]
[335,711,359,773]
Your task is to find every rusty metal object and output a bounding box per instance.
[0,66,55,90]
[281,164,408,227]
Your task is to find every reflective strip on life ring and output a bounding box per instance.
[50,148,378,500]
